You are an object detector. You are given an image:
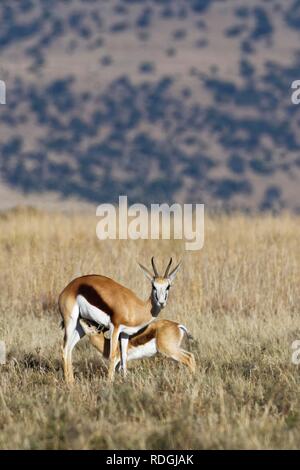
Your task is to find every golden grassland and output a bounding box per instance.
[0,207,300,449]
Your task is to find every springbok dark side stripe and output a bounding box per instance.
[77,284,114,317]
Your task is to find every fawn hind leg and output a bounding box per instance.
[170,349,196,374]
[156,326,196,374]
[120,332,129,377]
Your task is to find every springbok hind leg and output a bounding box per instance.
[62,304,84,385]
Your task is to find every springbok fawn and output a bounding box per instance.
[79,318,196,374]
[58,257,182,384]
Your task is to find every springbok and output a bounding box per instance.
[79,318,196,374]
[58,257,181,384]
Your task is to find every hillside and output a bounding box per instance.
[0,0,300,210]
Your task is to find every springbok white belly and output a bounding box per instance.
[127,339,157,362]
[77,295,153,339]
[77,295,110,327]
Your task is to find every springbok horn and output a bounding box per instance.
[151,257,159,277]
[164,257,173,277]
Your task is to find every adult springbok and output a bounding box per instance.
[58,257,182,384]
[79,318,196,374]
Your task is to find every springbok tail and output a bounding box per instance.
[178,324,194,341]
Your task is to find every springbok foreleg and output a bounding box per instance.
[108,324,121,382]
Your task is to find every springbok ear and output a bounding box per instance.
[168,260,182,284]
[137,262,153,281]
[79,319,98,336]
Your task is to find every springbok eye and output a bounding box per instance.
[166,285,170,291]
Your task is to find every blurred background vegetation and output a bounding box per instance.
[0,0,300,211]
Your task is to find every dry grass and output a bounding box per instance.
[0,207,300,449]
